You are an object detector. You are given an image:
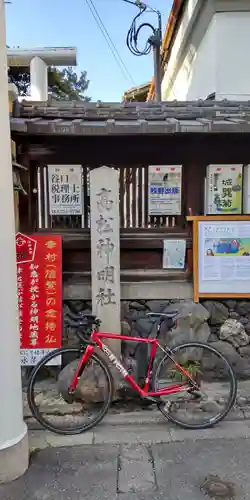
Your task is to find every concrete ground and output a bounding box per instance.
[2,413,250,499]
[1,435,250,499]
[26,407,250,450]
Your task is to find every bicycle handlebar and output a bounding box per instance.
[65,309,97,322]
[64,310,101,340]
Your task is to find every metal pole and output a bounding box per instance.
[149,9,162,102]
[153,43,161,102]
[0,0,28,483]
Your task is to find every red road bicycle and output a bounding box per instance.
[27,310,237,435]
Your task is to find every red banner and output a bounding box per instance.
[16,233,62,365]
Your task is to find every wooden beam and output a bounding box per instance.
[11,132,250,166]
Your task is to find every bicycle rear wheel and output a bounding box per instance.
[27,347,113,435]
[153,342,237,429]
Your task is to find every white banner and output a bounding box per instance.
[20,349,61,366]
[148,165,182,215]
[48,165,83,215]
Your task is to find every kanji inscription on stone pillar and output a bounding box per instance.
[90,166,120,355]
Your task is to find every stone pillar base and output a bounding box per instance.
[0,430,29,484]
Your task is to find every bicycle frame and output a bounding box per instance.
[69,330,196,398]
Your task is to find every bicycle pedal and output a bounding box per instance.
[163,401,171,412]
[143,396,159,404]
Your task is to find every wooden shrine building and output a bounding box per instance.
[10,99,250,303]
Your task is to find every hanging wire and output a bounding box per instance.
[123,0,177,100]
[125,1,158,56]
[85,0,135,84]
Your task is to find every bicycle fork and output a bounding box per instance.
[68,345,95,394]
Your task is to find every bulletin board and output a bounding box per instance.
[186,216,250,302]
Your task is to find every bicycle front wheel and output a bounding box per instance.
[27,347,113,435]
[153,342,237,429]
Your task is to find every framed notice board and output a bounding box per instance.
[187,216,250,302]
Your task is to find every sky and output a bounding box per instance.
[5,0,172,101]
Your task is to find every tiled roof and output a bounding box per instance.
[123,82,150,102]
[10,100,250,136]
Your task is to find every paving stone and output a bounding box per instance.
[118,444,156,493]
[45,431,94,447]
[169,420,250,443]
[93,424,172,445]
[153,438,249,499]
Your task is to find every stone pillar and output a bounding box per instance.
[0,0,29,483]
[30,56,48,101]
[90,166,121,356]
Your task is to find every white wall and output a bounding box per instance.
[216,12,250,100]
[161,0,203,100]
[162,3,250,101]
[163,16,216,100]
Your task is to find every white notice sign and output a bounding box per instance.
[163,239,186,269]
[48,165,83,215]
[148,165,182,215]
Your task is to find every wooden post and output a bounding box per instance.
[185,164,206,216]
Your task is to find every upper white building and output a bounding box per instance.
[148,0,250,102]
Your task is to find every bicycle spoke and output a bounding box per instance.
[153,342,237,429]
[27,348,113,435]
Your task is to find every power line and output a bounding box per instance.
[84,0,135,85]
[86,0,135,84]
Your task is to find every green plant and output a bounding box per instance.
[170,360,201,382]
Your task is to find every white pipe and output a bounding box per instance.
[0,0,28,482]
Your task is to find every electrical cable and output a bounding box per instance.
[84,0,135,84]
[126,4,156,56]
[123,0,177,100]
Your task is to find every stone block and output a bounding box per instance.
[203,301,229,325]
[236,301,250,317]
[220,319,249,348]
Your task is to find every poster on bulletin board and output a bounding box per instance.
[148,165,182,215]
[198,221,250,295]
[206,165,243,215]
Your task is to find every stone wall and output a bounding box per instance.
[64,298,250,381]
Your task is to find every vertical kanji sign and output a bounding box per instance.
[16,233,62,366]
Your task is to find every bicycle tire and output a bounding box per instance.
[27,347,114,435]
[152,341,237,430]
